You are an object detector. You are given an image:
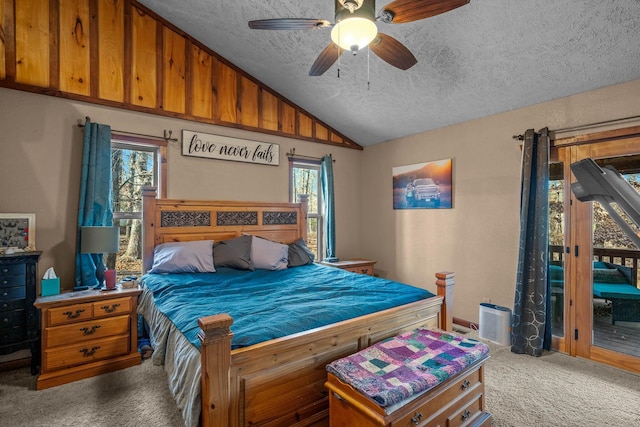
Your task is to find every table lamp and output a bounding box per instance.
[81,226,120,289]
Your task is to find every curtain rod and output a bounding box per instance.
[78,116,178,143]
[286,148,335,162]
[512,114,640,141]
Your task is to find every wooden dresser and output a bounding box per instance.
[320,259,376,276]
[0,252,41,374]
[326,359,492,427]
[34,287,142,390]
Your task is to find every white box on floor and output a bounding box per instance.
[479,303,512,346]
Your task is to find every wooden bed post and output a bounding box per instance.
[198,314,234,427]
[142,187,158,274]
[297,194,308,243]
[436,271,455,331]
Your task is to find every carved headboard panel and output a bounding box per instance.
[141,188,308,273]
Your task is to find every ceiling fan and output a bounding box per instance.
[248,0,470,76]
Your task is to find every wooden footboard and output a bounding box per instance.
[199,274,454,427]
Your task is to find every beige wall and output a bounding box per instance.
[360,78,640,323]
[0,87,363,291]
[2,79,640,323]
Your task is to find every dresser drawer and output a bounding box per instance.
[43,334,130,371]
[0,286,26,300]
[1,298,25,311]
[344,265,374,275]
[391,368,482,427]
[48,303,93,326]
[46,315,130,347]
[93,297,132,318]
[447,392,484,427]
[0,274,25,288]
[0,263,25,277]
[1,325,25,345]
[1,308,25,329]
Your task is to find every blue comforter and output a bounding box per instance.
[142,263,435,350]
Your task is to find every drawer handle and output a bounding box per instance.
[2,268,8,273]
[2,280,7,285]
[461,409,471,421]
[63,309,85,319]
[79,346,101,357]
[101,303,120,313]
[332,392,345,401]
[3,318,8,323]
[80,325,101,335]
[411,412,423,424]
[2,292,7,297]
[461,379,471,390]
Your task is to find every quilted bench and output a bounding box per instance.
[325,328,492,427]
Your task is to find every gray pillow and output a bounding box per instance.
[251,236,288,270]
[149,240,215,274]
[288,238,315,267]
[213,235,254,270]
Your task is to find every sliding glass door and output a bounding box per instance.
[551,128,640,373]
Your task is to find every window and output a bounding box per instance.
[290,160,323,260]
[109,135,166,279]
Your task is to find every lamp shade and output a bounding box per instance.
[330,17,378,51]
[81,226,120,254]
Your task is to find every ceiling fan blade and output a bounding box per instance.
[248,18,332,30]
[369,33,417,70]
[380,0,469,24]
[309,43,344,76]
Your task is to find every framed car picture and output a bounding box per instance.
[393,159,453,209]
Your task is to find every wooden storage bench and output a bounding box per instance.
[325,329,492,427]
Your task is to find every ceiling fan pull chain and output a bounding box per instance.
[367,47,370,90]
[338,24,341,78]
[337,40,341,78]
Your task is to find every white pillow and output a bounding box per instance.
[250,236,288,270]
[149,240,215,274]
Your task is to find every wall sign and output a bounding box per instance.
[182,130,279,166]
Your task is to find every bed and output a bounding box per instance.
[140,188,453,427]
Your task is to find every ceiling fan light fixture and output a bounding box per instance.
[330,17,378,52]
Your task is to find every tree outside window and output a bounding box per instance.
[290,161,323,259]
[110,136,165,279]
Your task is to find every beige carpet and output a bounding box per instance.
[482,337,640,427]
[1,339,639,427]
[0,360,182,427]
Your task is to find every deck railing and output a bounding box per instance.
[550,245,640,286]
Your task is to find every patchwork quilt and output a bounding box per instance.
[326,328,489,407]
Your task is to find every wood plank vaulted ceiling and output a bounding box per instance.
[2,1,640,148]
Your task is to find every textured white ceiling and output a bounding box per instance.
[137,0,640,146]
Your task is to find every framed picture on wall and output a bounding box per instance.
[0,213,36,253]
[392,159,453,209]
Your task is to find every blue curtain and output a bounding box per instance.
[511,128,551,356]
[74,118,113,290]
[321,155,338,262]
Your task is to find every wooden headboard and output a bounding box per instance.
[141,188,308,273]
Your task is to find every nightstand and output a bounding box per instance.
[320,259,376,276]
[34,287,142,390]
